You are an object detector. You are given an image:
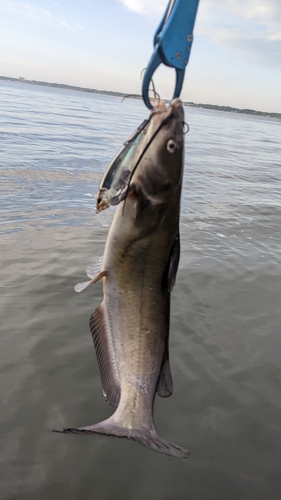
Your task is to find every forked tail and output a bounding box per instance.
[54,416,189,459]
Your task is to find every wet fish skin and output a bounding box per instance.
[62,99,188,458]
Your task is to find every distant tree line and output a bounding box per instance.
[1,75,280,120]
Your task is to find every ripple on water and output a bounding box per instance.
[1,80,281,499]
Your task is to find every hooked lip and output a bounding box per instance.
[168,98,184,122]
[151,98,184,125]
[157,99,184,132]
[152,97,183,113]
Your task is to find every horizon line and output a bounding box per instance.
[1,75,280,120]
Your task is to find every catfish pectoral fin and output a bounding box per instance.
[74,280,93,293]
[85,257,104,279]
[74,270,107,293]
[75,257,107,292]
[55,419,189,458]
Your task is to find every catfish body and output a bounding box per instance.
[62,99,188,458]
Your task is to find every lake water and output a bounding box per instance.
[0,79,281,499]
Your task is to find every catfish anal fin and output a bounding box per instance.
[89,303,120,407]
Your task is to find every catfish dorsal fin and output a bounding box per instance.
[89,303,120,407]
[163,233,180,293]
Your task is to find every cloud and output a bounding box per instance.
[117,0,166,16]
[118,0,281,31]
[196,0,281,67]
[118,0,281,68]
[198,0,281,36]
[1,1,75,31]
[224,0,281,27]
[59,20,72,30]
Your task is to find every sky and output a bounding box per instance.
[0,0,281,112]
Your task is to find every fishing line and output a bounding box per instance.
[148,78,161,103]
[0,231,92,289]
[121,94,138,103]
[121,78,160,104]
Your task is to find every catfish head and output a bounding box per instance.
[131,98,185,205]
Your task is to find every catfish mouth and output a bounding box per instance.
[151,98,184,127]
[169,98,184,124]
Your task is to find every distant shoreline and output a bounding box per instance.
[1,75,280,120]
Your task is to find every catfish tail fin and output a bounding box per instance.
[53,417,189,459]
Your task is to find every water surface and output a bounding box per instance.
[1,80,281,499]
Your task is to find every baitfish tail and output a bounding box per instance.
[54,417,189,458]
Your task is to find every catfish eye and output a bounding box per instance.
[166,139,177,154]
